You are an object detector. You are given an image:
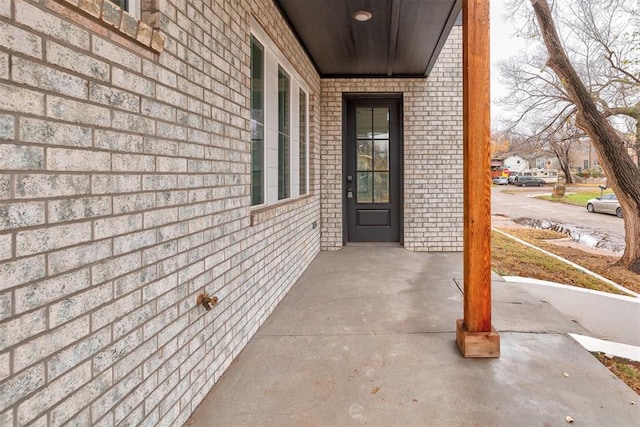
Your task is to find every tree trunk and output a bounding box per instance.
[531,0,640,272]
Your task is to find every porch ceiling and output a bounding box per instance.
[273,0,462,78]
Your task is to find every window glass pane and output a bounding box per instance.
[250,37,264,205]
[356,108,372,139]
[357,140,372,171]
[357,172,373,203]
[373,140,389,171]
[373,172,390,203]
[278,66,290,200]
[373,108,389,139]
[299,89,307,195]
[108,0,128,9]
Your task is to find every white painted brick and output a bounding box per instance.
[144,138,179,156]
[0,114,14,140]
[113,337,158,381]
[92,291,141,332]
[113,302,156,340]
[0,143,44,170]
[46,40,110,81]
[0,0,10,18]
[13,57,89,99]
[0,22,42,58]
[13,316,89,370]
[47,96,111,127]
[143,207,178,228]
[20,117,92,148]
[112,153,156,172]
[112,111,156,135]
[0,364,45,409]
[0,201,45,230]
[0,52,7,79]
[49,283,112,328]
[0,255,46,292]
[91,252,141,285]
[91,83,140,116]
[48,328,112,380]
[0,309,47,351]
[94,213,143,239]
[93,329,143,375]
[15,268,90,313]
[47,147,111,171]
[0,234,10,261]
[95,130,144,153]
[113,193,156,214]
[141,98,176,121]
[49,196,112,223]
[142,241,178,266]
[0,352,9,381]
[157,156,187,172]
[15,0,89,49]
[92,368,143,422]
[114,374,156,424]
[16,221,92,256]
[0,82,45,115]
[93,37,141,72]
[92,174,142,194]
[51,369,111,425]
[114,229,157,255]
[142,174,178,191]
[17,361,91,425]
[112,67,155,97]
[113,265,157,297]
[15,173,90,198]
[48,240,113,275]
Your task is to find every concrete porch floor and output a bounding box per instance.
[186,247,639,426]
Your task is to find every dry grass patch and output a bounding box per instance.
[594,353,640,396]
[497,227,640,295]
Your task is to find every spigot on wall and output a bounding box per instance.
[197,293,218,311]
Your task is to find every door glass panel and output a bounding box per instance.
[373,108,389,139]
[357,172,373,203]
[355,106,391,204]
[357,140,372,171]
[374,140,389,170]
[374,172,389,203]
[356,108,373,138]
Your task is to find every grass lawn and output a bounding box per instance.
[537,189,614,206]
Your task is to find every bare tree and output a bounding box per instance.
[498,0,639,172]
[527,0,640,272]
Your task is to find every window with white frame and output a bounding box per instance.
[250,23,309,206]
[108,0,141,19]
[299,89,307,195]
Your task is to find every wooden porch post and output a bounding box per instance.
[456,0,500,358]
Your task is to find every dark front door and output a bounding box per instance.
[345,97,402,242]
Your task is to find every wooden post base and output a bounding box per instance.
[456,319,500,358]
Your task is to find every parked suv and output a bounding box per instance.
[507,172,521,184]
[514,176,545,187]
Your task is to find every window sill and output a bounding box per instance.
[60,0,165,53]
[250,194,314,226]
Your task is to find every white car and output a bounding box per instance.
[492,176,508,185]
[586,193,623,218]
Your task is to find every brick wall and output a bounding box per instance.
[0,0,320,425]
[320,27,464,251]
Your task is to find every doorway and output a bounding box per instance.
[344,96,402,243]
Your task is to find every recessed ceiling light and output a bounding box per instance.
[353,10,372,22]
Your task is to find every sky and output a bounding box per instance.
[490,0,527,128]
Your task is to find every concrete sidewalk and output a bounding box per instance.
[186,247,639,426]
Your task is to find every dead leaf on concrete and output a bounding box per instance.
[562,372,569,377]
[372,386,380,395]
[565,415,574,423]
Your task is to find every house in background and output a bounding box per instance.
[502,154,529,173]
[0,0,496,425]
